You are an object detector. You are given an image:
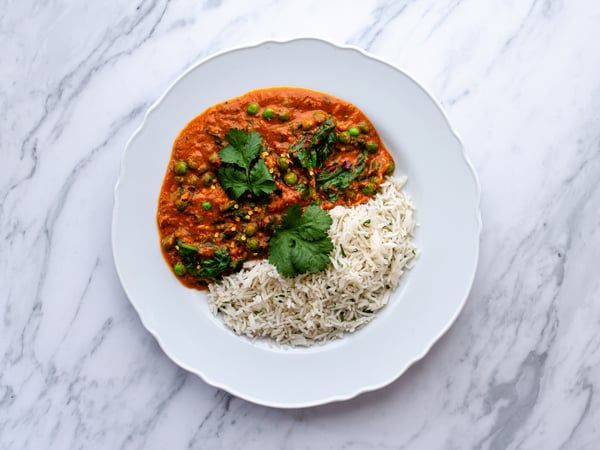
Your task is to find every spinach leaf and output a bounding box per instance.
[176,240,233,281]
[317,150,368,192]
[289,117,337,169]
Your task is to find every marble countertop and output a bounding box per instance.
[2,1,599,449]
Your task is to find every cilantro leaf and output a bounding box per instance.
[288,236,333,274]
[218,146,246,168]
[248,158,277,196]
[296,205,333,240]
[216,128,276,200]
[278,203,303,228]
[267,235,296,277]
[268,204,333,277]
[219,129,262,168]
[217,166,250,199]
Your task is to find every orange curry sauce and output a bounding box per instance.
[157,87,395,289]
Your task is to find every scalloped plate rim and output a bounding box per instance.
[111,37,482,408]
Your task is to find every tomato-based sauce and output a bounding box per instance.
[157,87,395,289]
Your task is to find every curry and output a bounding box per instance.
[157,87,395,289]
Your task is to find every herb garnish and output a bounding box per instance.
[216,129,277,200]
[316,150,367,193]
[268,204,333,277]
[289,117,337,169]
[176,239,234,281]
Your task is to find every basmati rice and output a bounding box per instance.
[207,176,416,346]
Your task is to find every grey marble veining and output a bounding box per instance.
[1,0,599,449]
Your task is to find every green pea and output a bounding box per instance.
[361,182,376,195]
[283,172,298,185]
[338,131,351,144]
[201,172,215,186]
[385,162,395,175]
[246,238,260,251]
[173,160,187,175]
[162,235,175,250]
[246,102,260,115]
[358,122,370,133]
[201,201,212,211]
[245,223,258,237]
[345,190,356,201]
[174,175,184,185]
[367,142,379,153]
[348,127,360,137]
[262,108,274,120]
[371,161,380,171]
[173,263,186,276]
[174,199,188,211]
[186,174,200,187]
[278,157,290,170]
[277,110,290,121]
[208,152,219,164]
[187,159,199,170]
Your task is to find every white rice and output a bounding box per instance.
[207,176,417,346]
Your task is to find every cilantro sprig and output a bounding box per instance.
[216,129,276,200]
[268,204,333,277]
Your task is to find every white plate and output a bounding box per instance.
[112,38,481,408]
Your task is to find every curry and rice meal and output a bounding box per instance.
[156,87,416,346]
